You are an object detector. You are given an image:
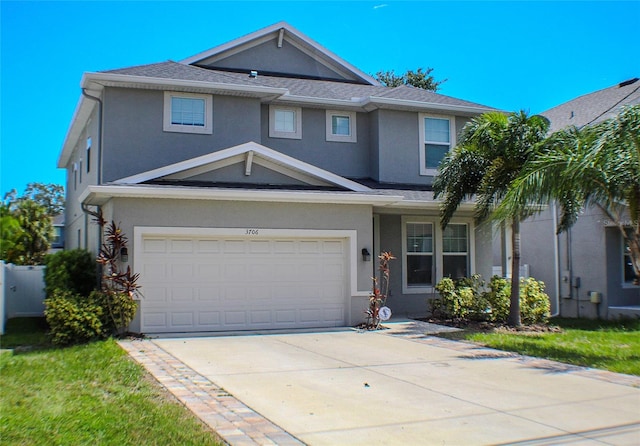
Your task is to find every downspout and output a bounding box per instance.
[81,89,104,288]
[551,202,560,317]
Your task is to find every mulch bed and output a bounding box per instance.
[419,318,563,334]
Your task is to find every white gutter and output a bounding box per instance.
[79,184,403,207]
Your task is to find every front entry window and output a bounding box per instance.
[442,224,468,280]
[406,222,433,286]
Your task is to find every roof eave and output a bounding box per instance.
[366,96,495,115]
[79,184,403,207]
[81,72,289,97]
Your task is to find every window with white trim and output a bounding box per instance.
[163,92,213,134]
[623,230,638,284]
[419,114,455,175]
[326,110,357,142]
[442,223,469,280]
[269,106,302,139]
[402,217,474,293]
[86,137,91,173]
[405,222,434,287]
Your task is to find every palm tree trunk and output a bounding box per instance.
[508,219,522,327]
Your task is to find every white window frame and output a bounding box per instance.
[418,113,455,176]
[622,230,638,285]
[163,91,213,134]
[269,105,302,139]
[401,216,475,294]
[326,110,357,143]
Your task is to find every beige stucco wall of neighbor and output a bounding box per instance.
[103,197,375,332]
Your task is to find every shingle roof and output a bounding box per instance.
[101,61,494,111]
[541,78,640,132]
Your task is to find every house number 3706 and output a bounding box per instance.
[245,229,259,235]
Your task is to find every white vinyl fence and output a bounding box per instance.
[0,262,46,334]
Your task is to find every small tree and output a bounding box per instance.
[375,68,446,92]
[366,251,395,328]
[1,182,64,265]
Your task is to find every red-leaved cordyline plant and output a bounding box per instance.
[97,222,140,297]
[366,251,395,329]
[96,221,141,333]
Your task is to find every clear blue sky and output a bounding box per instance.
[1,1,638,196]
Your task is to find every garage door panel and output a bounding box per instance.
[169,239,193,253]
[140,235,348,333]
[198,311,221,326]
[196,240,220,253]
[171,312,193,327]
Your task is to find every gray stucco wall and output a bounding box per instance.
[260,105,371,179]
[65,106,100,252]
[106,197,375,330]
[376,110,422,184]
[199,39,350,81]
[101,88,262,182]
[520,204,640,318]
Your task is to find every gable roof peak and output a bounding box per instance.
[180,22,380,86]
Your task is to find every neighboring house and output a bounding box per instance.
[58,22,497,334]
[519,78,640,319]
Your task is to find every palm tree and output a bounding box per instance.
[496,104,640,284]
[433,111,550,326]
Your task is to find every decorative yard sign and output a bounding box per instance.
[378,306,392,321]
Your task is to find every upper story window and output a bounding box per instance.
[163,91,213,134]
[86,137,91,173]
[269,105,302,139]
[326,110,357,143]
[419,114,455,175]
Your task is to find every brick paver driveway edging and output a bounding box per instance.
[119,339,305,446]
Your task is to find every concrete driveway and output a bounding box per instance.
[131,323,640,445]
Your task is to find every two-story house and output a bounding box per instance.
[58,22,497,334]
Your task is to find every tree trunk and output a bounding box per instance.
[508,219,522,327]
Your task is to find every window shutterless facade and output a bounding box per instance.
[269,105,302,139]
[418,114,455,175]
[326,110,357,142]
[163,92,213,134]
[402,217,473,293]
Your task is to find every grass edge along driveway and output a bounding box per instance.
[1,321,223,446]
[446,317,640,376]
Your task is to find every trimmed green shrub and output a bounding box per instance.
[520,277,551,324]
[91,290,138,335]
[433,274,551,325]
[434,274,487,320]
[44,289,103,345]
[485,276,510,322]
[44,249,97,297]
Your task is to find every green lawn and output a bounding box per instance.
[0,318,222,446]
[455,318,640,376]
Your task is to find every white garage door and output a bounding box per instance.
[138,234,348,333]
